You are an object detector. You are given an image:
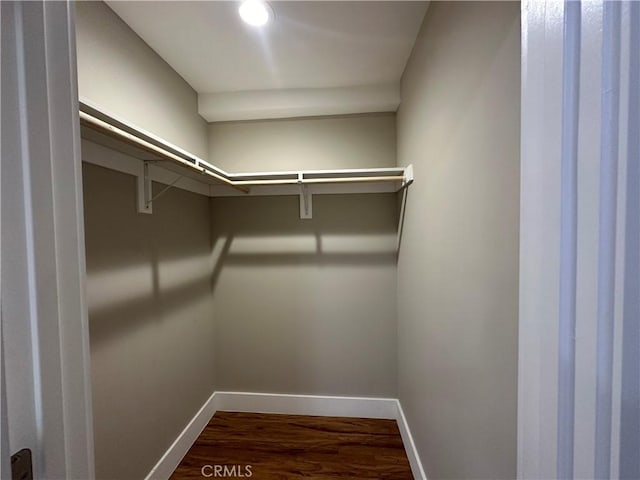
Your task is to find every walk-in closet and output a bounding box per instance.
[75,2,520,479]
[5,0,639,478]
[27,0,640,478]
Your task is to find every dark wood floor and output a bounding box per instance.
[171,412,413,480]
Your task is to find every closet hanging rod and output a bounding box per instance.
[79,111,250,193]
[233,175,405,186]
[79,107,411,190]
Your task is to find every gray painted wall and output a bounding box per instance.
[75,1,208,159]
[83,163,216,480]
[208,114,399,397]
[208,113,396,172]
[211,194,398,396]
[396,2,520,479]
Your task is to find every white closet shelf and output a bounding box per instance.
[79,100,413,217]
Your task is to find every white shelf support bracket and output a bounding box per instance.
[137,161,185,214]
[137,161,153,214]
[298,173,313,219]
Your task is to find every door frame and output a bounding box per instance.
[518,1,638,478]
[1,1,94,478]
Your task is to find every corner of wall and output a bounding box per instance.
[75,1,208,159]
[395,2,520,478]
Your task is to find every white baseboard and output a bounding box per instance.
[144,390,217,480]
[145,391,426,480]
[395,400,427,480]
[214,391,398,419]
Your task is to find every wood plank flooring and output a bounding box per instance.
[171,412,413,480]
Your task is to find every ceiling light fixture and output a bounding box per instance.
[238,0,273,27]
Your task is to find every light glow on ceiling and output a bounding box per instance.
[238,0,273,27]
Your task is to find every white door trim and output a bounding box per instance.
[1,1,94,478]
[518,1,639,478]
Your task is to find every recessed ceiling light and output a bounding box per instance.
[238,0,273,27]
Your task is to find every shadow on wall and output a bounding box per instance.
[209,193,400,397]
[83,163,215,349]
[209,193,401,290]
[83,162,219,480]
[84,162,401,350]
[84,160,400,398]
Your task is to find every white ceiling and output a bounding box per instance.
[106,1,429,121]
